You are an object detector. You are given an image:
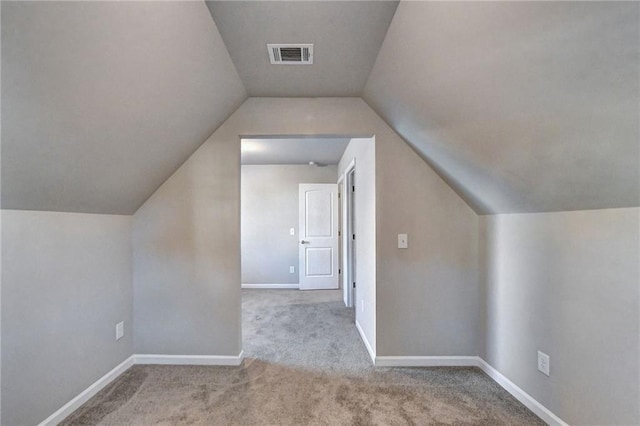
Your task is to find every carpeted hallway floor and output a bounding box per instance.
[61,289,544,425]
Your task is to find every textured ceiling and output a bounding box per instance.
[242,137,350,165]
[1,1,246,214]
[364,1,639,214]
[206,1,399,97]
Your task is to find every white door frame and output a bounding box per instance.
[342,159,356,308]
[337,174,344,296]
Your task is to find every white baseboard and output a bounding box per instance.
[369,355,567,425]
[38,355,135,426]
[241,284,299,289]
[375,356,479,368]
[355,320,376,364]
[39,352,244,425]
[134,351,244,366]
[476,358,568,426]
[38,351,566,426]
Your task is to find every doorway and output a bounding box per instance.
[240,136,348,289]
[240,135,373,369]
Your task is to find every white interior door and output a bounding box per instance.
[299,184,339,290]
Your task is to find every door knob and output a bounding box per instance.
[300,240,310,244]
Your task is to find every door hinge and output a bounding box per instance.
[353,282,356,288]
[338,230,341,237]
[338,192,341,198]
[352,234,355,240]
[352,185,355,192]
[339,268,341,274]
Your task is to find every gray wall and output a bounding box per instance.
[241,164,338,285]
[132,129,241,355]
[338,138,376,350]
[133,98,375,356]
[133,97,479,359]
[1,210,133,426]
[374,116,479,356]
[480,207,640,425]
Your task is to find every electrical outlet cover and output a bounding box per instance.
[537,351,550,376]
[116,322,124,341]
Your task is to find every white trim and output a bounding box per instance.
[355,320,376,364]
[134,351,244,366]
[375,356,479,368]
[342,158,356,309]
[368,355,567,425]
[38,352,245,425]
[336,175,346,306]
[37,355,135,426]
[343,158,356,176]
[241,284,299,289]
[477,358,568,426]
[36,351,566,426]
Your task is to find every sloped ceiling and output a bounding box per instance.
[206,1,398,96]
[364,1,639,214]
[1,1,246,214]
[3,1,637,216]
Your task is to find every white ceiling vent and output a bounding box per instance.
[267,44,313,65]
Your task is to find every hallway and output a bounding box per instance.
[242,289,371,373]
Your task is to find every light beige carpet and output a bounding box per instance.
[61,289,544,425]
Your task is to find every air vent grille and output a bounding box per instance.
[267,44,313,65]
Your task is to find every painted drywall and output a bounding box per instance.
[338,138,376,351]
[1,210,133,426]
[206,1,398,96]
[133,97,479,360]
[364,1,639,214]
[241,165,338,285]
[241,137,350,165]
[374,116,479,357]
[479,207,640,425]
[133,98,375,356]
[2,1,246,214]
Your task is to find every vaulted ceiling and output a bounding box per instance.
[364,1,639,214]
[2,1,638,215]
[1,1,246,214]
[206,1,398,97]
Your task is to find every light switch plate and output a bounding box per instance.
[290,228,295,236]
[398,234,408,249]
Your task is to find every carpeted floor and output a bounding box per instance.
[61,289,544,425]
